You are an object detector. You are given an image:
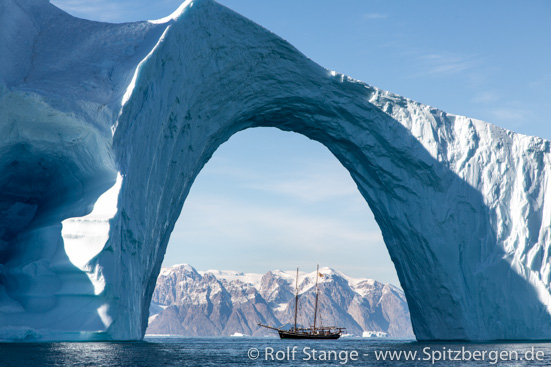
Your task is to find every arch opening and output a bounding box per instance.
[165,127,398,281]
[146,127,414,338]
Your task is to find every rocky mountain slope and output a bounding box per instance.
[146,264,414,338]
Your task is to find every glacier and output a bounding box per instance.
[1,0,551,341]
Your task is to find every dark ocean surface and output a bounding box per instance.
[0,337,550,366]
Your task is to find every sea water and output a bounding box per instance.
[0,337,550,366]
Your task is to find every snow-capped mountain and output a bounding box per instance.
[146,264,414,338]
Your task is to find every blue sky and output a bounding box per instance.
[51,0,551,284]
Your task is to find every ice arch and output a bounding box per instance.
[1,0,551,341]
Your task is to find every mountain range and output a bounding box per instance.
[146,264,414,338]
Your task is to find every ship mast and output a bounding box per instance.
[294,267,299,332]
[313,264,319,331]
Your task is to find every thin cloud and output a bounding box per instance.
[174,194,382,250]
[51,0,129,22]
[246,171,359,203]
[363,13,388,20]
[489,108,530,123]
[199,156,361,203]
[414,53,477,77]
[167,193,393,281]
[472,91,499,104]
[528,72,551,89]
[51,0,179,22]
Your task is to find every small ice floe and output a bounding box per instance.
[362,331,388,338]
[230,332,247,337]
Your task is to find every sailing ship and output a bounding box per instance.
[258,265,346,339]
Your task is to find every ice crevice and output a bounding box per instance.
[1,0,551,341]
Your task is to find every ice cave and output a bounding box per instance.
[1,0,551,341]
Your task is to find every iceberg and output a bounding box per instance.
[1,0,551,341]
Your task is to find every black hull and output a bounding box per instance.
[278,330,341,340]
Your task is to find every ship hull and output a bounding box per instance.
[278,330,341,340]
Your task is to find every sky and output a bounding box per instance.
[51,0,551,285]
